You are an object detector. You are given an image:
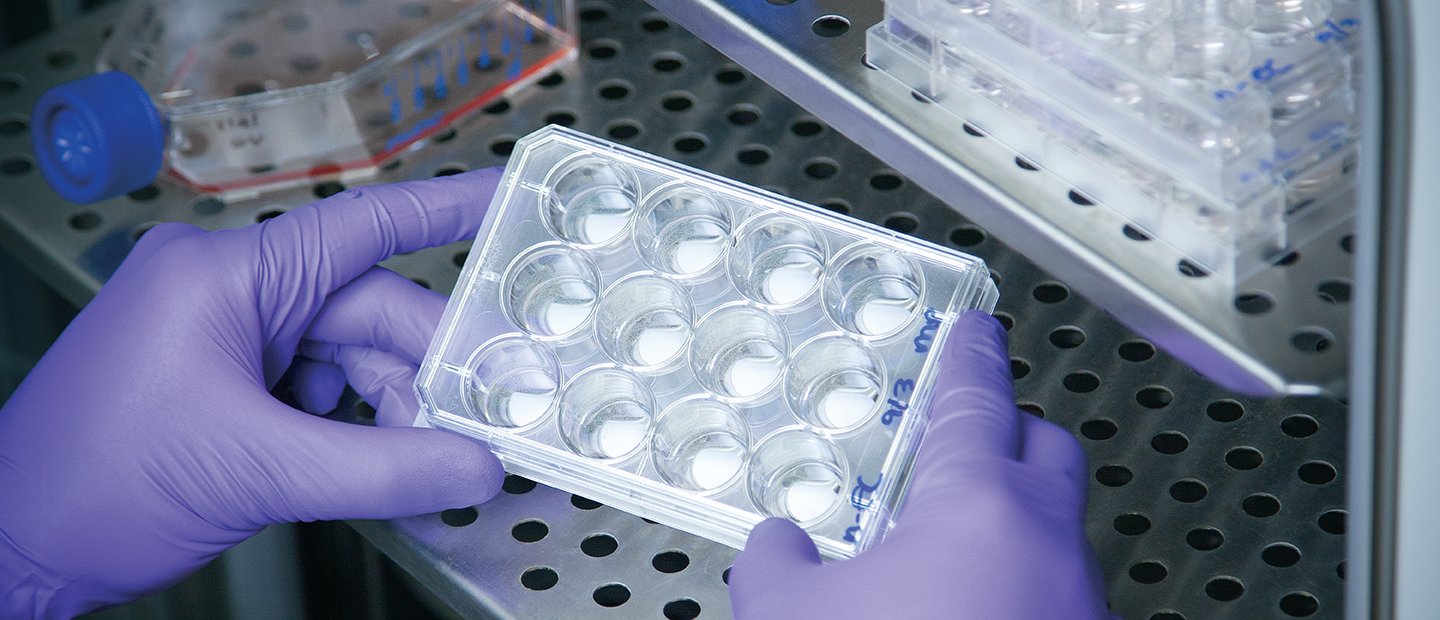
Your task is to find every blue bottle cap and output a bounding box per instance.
[31,71,165,203]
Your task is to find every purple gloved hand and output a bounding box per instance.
[0,169,507,617]
[729,311,1110,619]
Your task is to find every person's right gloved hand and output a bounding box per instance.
[729,311,1111,619]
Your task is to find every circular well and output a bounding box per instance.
[463,335,562,430]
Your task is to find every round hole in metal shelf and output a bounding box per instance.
[503,474,537,494]
[597,80,633,101]
[1014,156,1039,171]
[818,199,850,215]
[1152,431,1189,454]
[233,82,267,97]
[1340,234,1354,254]
[521,566,559,591]
[1017,402,1045,418]
[1281,414,1319,438]
[1113,513,1150,535]
[480,98,509,115]
[1169,479,1207,502]
[661,92,695,112]
[490,137,517,156]
[129,222,158,242]
[452,250,469,269]
[948,225,986,247]
[1316,279,1352,304]
[640,13,671,33]
[313,181,346,198]
[571,494,603,510]
[803,158,839,179]
[1318,509,1346,534]
[255,209,286,223]
[1263,543,1301,568]
[722,567,731,584]
[587,39,621,59]
[791,118,826,137]
[1187,527,1225,551]
[0,115,26,136]
[1096,465,1133,487]
[911,91,933,105]
[1068,190,1095,206]
[441,507,478,527]
[883,213,920,234]
[45,48,76,69]
[737,146,771,166]
[511,520,549,543]
[434,164,467,177]
[767,0,797,4]
[1280,592,1319,617]
[1337,561,1346,579]
[1049,326,1086,349]
[545,110,578,127]
[397,2,430,18]
[1290,327,1334,353]
[1269,249,1302,266]
[1129,561,1167,584]
[434,126,461,142]
[869,172,903,191]
[1226,446,1264,470]
[726,104,761,126]
[1243,493,1282,518]
[715,66,747,84]
[992,311,1015,331]
[664,599,702,620]
[652,550,690,573]
[1032,281,1069,303]
[475,55,507,73]
[1177,260,1211,278]
[381,158,403,172]
[593,583,631,607]
[289,55,321,73]
[1122,224,1152,241]
[606,119,642,140]
[673,134,708,154]
[579,2,611,22]
[651,52,686,73]
[192,197,225,216]
[1205,576,1245,602]
[1010,357,1032,380]
[962,122,986,137]
[581,534,618,557]
[1063,370,1100,393]
[1206,399,1244,422]
[67,210,101,231]
[226,41,257,58]
[1136,386,1173,409]
[1298,461,1337,485]
[1233,292,1274,314]
[1081,418,1117,440]
[1,155,33,176]
[1117,339,1155,362]
[1150,612,1184,620]
[0,74,23,94]
[811,15,850,37]
[280,12,310,31]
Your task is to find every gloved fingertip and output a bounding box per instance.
[740,518,821,565]
[953,310,1008,350]
[432,432,507,506]
[292,362,346,415]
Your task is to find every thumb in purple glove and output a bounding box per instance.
[729,311,1110,619]
[0,169,507,617]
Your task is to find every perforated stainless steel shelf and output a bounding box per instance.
[644,0,1354,398]
[0,1,1346,618]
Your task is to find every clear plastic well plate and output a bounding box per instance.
[416,126,999,558]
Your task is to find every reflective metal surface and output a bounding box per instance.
[0,1,1347,618]
[646,0,1355,398]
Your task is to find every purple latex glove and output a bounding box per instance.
[729,311,1110,619]
[0,169,507,617]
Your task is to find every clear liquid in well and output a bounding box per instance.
[715,340,786,398]
[750,246,823,306]
[483,369,559,427]
[522,277,597,336]
[680,431,747,490]
[561,187,635,245]
[813,369,883,429]
[656,215,728,275]
[587,400,651,458]
[619,309,690,367]
[779,462,844,523]
[849,276,920,336]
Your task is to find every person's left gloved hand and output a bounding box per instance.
[0,169,507,617]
